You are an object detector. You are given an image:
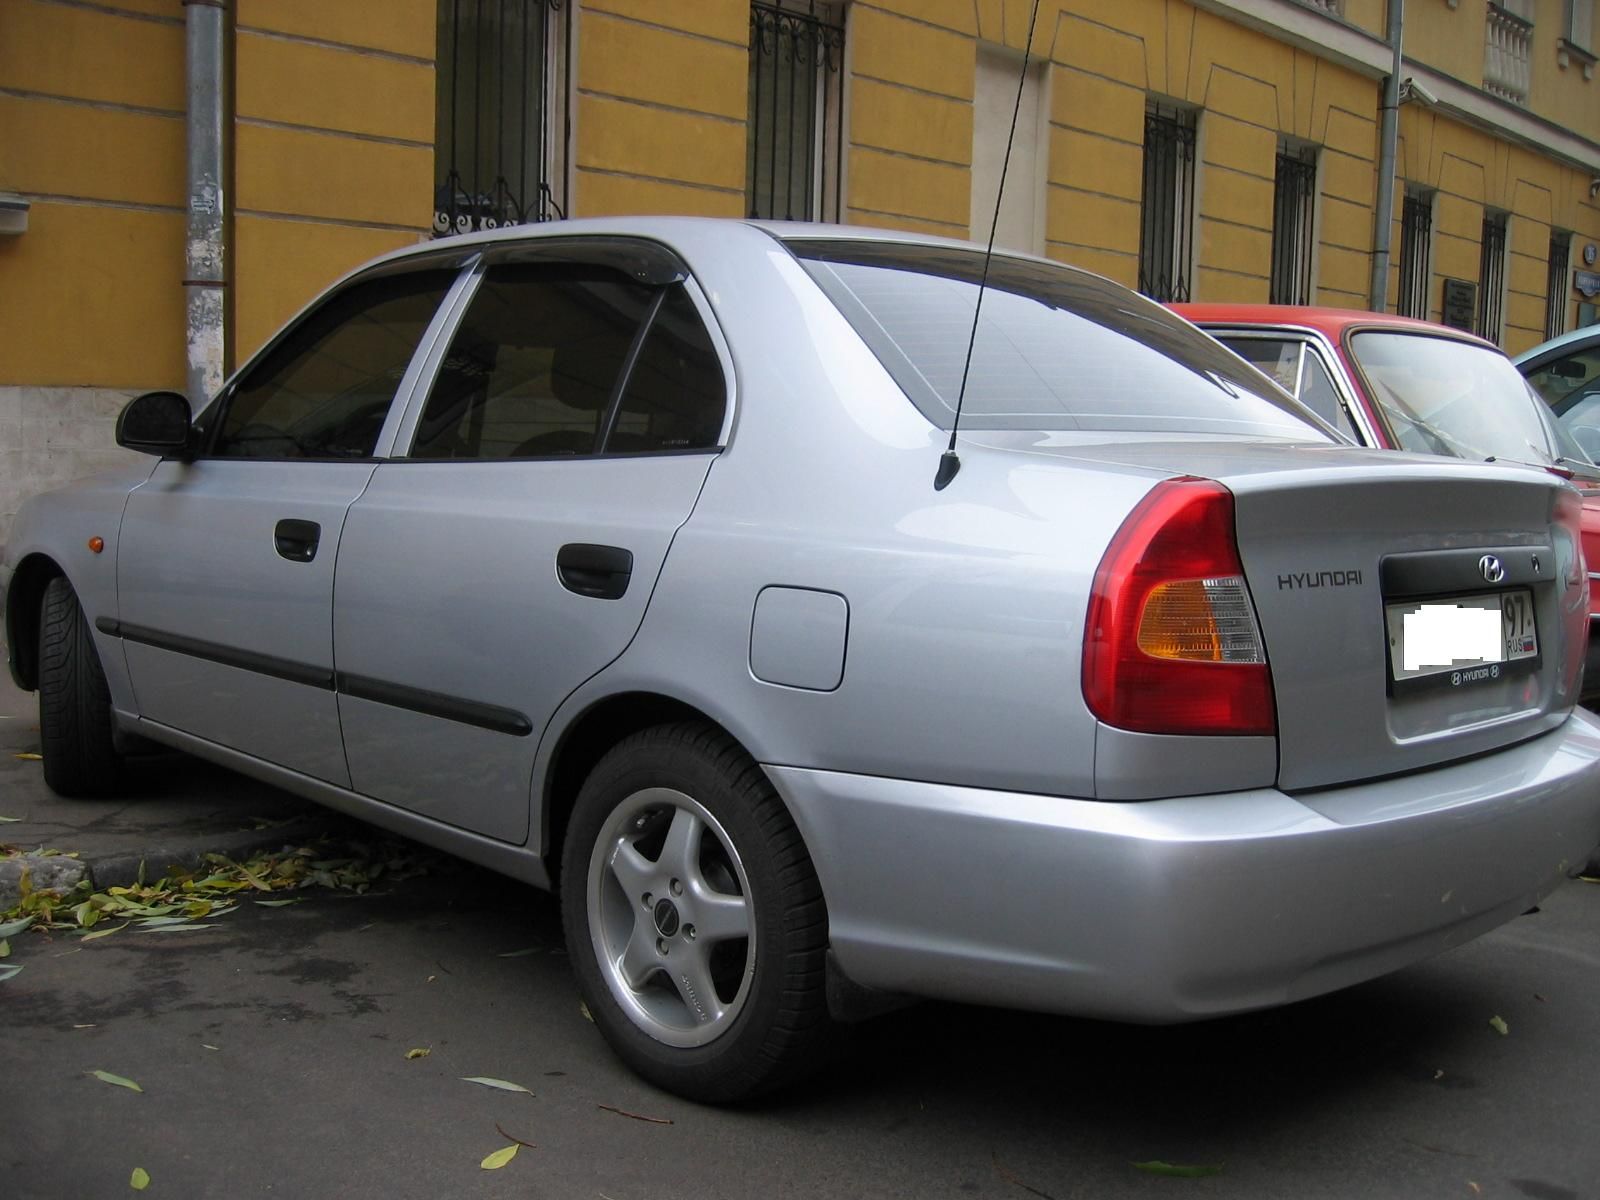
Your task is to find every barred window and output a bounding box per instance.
[1138,103,1196,303]
[1546,230,1572,340]
[1397,186,1434,319]
[434,0,569,238]
[1477,210,1508,344]
[1270,141,1318,305]
[747,1,846,222]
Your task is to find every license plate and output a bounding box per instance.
[1385,589,1538,688]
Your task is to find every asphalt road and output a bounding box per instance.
[5,822,1600,1199]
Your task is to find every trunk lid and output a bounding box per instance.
[969,434,1587,789]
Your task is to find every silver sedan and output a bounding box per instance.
[5,219,1599,1102]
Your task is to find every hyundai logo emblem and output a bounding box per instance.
[1479,554,1506,584]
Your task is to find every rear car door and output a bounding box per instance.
[332,242,730,843]
[113,264,463,784]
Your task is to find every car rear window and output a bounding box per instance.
[787,239,1324,438]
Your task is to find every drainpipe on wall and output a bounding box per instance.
[184,0,227,407]
[1369,0,1404,313]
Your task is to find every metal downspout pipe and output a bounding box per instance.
[1369,0,1404,313]
[184,0,227,407]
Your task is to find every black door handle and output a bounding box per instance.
[557,543,633,600]
[274,519,322,563]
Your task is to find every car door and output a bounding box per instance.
[114,263,465,784]
[332,243,730,843]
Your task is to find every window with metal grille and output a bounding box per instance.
[1546,230,1572,339]
[747,1,846,222]
[1138,103,1196,303]
[434,0,569,239]
[1270,141,1318,305]
[1477,210,1508,343]
[1397,186,1434,319]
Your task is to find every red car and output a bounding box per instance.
[1173,304,1600,703]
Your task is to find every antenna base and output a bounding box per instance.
[934,450,961,491]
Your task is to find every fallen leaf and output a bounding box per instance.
[461,1076,532,1094]
[0,939,9,958]
[1534,993,1547,1003]
[1468,1183,1482,1195]
[579,1001,593,1023]
[598,1103,673,1125]
[1433,1069,1445,1081]
[253,898,303,908]
[1131,1161,1225,1178]
[73,1024,97,1029]
[147,924,217,933]
[0,814,22,822]
[81,924,129,942]
[480,1144,519,1170]
[405,1047,431,1060]
[1489,1015,1509,1036]
[14,752,42,761]
[0,964,21,982]
[202,1044,219,1051]
[495,1122,538,1150]
[91,1070,143,1092]
[130,1166,150,1190]
[496,947,541,958]
[0,916,35,938]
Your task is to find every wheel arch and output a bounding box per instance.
[541,691,778,887]
[5,553,66,691]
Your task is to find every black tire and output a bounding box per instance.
[38,576,121,797]
[560,721,834,1103]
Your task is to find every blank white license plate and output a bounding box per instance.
[1385,589,1537,683]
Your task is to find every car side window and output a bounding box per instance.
[1297,351,1359,442]
[1222,336,1303,395]
[212,270,456,459]
[409,266,726,459]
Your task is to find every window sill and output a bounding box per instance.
[1557,39,1596,80]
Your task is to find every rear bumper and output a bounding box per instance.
[768,711,1600,1022]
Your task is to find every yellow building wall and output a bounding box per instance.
[572,0,749,218]
[0,0,188,389]
[232,0,434,361]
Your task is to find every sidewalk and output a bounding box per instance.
[1,675,327,900]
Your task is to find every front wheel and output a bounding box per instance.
[37,576,121,797]
[560,723,833,1103]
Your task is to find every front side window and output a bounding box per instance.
[410,263,726,459]
[793,239,1322,439]
[1214,335,1357,441]
[746,0,845,221]
[212,270,457,459]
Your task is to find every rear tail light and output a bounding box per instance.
[1553,487,1588,700]
[1083,478,1276,736]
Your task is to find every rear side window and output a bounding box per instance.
[790,240,1322,439]
[1215,335,1358,442]
[410,264,726,459]
[213,270,456,459]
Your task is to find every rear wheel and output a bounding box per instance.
[38,576,121,797]
[560,722,834,1103]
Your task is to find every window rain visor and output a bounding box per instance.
[788,239,1326,438]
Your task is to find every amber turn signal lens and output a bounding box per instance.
[87,537,105,554]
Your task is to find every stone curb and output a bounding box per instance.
[0,815,332,908]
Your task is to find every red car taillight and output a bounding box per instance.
[1083,478,1276,736]
[1553,487,1588,700]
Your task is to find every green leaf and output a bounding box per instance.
[0,939,9,958]
[91,1070,143,1092]
[1489,1015,1509,1036]
[496,947,542,958]
[202,1044,219,1051]
[461,1076,533,1094]
[480,1144,519,1170]
[405,1047,431,1060]
[147,924,216,933]
[130,1166,151,1190]
[253,898,304,908]
[1131,1161,1225,1178]
[0,916,35,938]
[0,963,21,982]
[81,923,129,942]
[0,814,22,822]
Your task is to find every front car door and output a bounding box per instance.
[113,260,467,783]
[332,239,732,842]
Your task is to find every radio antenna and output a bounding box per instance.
[936,0,1043,491]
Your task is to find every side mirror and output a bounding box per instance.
[116,391,194,459]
